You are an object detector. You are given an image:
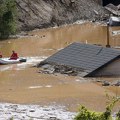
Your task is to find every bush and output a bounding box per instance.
[116,110,120,120]
[74,96,120,120]
[74,106,103,120]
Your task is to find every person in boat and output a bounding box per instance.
[0,52,2,58]
[10,50,19,60]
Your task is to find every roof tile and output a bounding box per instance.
[44,42,120,76]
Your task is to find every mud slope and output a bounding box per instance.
[16,0,109,31]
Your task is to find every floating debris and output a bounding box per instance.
[0,103,75,120]
[102,81,110,86]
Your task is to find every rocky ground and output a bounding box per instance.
[16,0,109,31]
[0,103,75,120]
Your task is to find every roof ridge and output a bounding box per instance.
[73,42,120,53]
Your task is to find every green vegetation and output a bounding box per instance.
[74,96,120,120]
[0,0,17,39]
[9,117,14,120]
[116,110,120,120]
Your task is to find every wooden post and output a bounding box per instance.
[106,24,111,48]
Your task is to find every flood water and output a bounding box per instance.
[0,22,120,112]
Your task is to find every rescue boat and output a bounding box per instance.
[0,58,27,65]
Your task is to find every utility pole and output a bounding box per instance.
[106,24,111,48]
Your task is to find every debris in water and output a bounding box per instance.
[0,103,75,120]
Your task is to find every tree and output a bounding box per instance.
[0,0,17,39]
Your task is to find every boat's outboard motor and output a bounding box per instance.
[19,59,27,62]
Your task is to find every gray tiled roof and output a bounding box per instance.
[44,42,120,76]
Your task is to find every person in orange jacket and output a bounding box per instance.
[0,52,2,58]
[10,50,19,60]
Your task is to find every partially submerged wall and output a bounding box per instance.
[93,58,120,77]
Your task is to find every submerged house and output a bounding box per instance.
[39,42,120,77]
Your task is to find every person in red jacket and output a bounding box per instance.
[0,52,2,58]
[10,50,19,60]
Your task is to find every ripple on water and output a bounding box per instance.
[28,86,43,89]
[28,85,52,89]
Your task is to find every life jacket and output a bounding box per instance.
[10,53,18,60]
[0,54,2,58]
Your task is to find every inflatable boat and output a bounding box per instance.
[0,58,27,65]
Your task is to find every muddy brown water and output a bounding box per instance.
[0,22,120,112]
